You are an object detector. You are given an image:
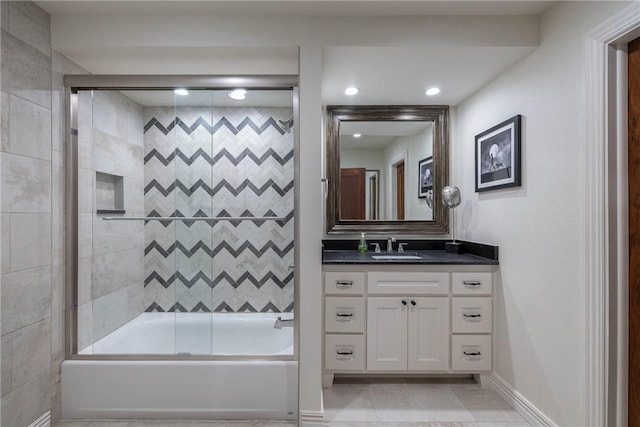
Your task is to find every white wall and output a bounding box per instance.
[452,2,630,425]
[384,128,433,221]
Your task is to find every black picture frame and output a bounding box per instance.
[418,156,433,198]
[475,115,522,192]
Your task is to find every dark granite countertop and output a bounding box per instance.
[322,239,499,265]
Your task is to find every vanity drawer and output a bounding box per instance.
[325,334,365,371]
[325,297,365,333]
[451,334,492,371]
[367,271,450,295]
[452,272,492,295]
[324,272,365,295]
[451,297,492,334]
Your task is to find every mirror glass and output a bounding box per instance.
[365,170,379,220]
[339,121,433,221]
[326,105,449,234]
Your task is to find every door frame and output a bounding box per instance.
[586,3,640,425]
[388,150,407,221]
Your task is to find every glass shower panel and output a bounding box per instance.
[76,89,150,354]
[209,90,295,356]
[172,90,215,355]
[74,86,295,357]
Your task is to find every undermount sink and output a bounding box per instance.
[370,252,423,260]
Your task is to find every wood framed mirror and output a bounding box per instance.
[326,105,450,234]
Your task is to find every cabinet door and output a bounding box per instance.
[367,297,408,370]
[407,297,450,371]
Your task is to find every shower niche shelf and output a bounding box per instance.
[95,171,125,214]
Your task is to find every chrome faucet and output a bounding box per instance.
[274,317,294,329]
[387,237,396,253]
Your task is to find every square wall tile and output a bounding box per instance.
[78,168,94,214]
[9,93,51,161]
[11,318,51,390]
[78,214,92,260]
[1,31,51,109]
[1,214,9,273]
[7,1,51,57]
[51,303,64,362]
[1,2,8,31]
[1,266,51,335]
[92,90,128,140]
[1,91,9,152]
[52,151,64,215]
[1,152,51,213]
[77,257,92,306]
[93,288,128,342]
[77,301,93,352]
[1,333,12,397]
[91,247,143,300]
[1,370,50,427]
[10,213,51,272]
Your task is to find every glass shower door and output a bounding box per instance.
[172,90,215,355]
[73,86,294,357]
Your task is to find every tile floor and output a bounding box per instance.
[55,378,530,427]
[321,377,530,426]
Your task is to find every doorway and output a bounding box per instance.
[396,161,405,220]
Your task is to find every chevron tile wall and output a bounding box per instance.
[143,106,294,313]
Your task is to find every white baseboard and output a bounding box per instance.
[493,374,556,427]
[299,409,324,425]
[28,411,51,427]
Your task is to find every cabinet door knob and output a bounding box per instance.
[410,300,416,306]
[401,300,407,306]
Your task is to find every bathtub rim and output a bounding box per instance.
[78,311,295,357]
[78,312,298,361]
[67,353,296,361]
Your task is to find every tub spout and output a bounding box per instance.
[274,317,294,329]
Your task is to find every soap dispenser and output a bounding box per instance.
[358,232,368,253]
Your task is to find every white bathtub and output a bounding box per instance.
[63,313,297,420]
[80,312,294,356]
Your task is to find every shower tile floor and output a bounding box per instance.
[55,378,530,427]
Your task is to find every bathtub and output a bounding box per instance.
[62,312,297,420]
[79,312,294,355]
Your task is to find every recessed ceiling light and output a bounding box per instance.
[345,87,360,96]
[353,133,362,138]
[174,88,189,96]
[229,89,247,100]
[425,87,441,96]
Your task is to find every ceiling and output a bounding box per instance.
[37,0,553,106]
[36,1,553,17]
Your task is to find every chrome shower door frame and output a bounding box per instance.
[64,75,299,361]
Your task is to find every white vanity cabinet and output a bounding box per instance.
[323,265,496,387]
[450,271,493,372]
[367,296,449,371]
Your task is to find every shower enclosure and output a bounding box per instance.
[61,76,298,419]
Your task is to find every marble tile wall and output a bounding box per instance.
[76,89,145,351]
[1,1,87,424]
[143,106,294,313]
[1,2,53,426]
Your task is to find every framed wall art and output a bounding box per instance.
[475,115,522,192]
[418,156,433,198]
